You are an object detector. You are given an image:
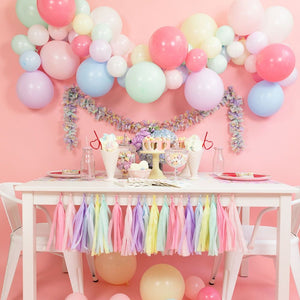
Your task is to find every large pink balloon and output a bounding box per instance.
[184,68,224,111]
[185,49,207,72]
[37,0,76,27]
[149,26,188,70]
[228,0,264,36]
[16,70,54,109]
[256,43,295,82]
[40,41,80,80]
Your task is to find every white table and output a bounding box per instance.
[16,173,297,300]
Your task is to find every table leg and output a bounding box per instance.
[276,195,291,300]
[22,192,37,300]
[240,207,250,277]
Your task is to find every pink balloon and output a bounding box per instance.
[256,43,296,82]
[149,26,188,70]
[197,287,221,300]
[185,49,207,72]
[37,0,76,27]
[109,293,130,300]
[16,70,54,109]
[89,39,112,62]
[48,25,70,41]
[252,72,263,82]
[65,293,88,300]
[184,68,224,111]
[185,276,205,300]
[228,0,264,36]
[40,41,80,80]
[71,35,92,57]
[245,31,268,54]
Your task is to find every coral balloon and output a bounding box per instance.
[197,286,221,300]
[184,68,224,111]
[71,35,92,57]
[37,0,76,27]
[40,41,80,80]
[27,24,49,46]
[95,253,137,285]
[256,43,295,82]
[109,294,130,300]
[140,264,185,300]
[185,49,207,73]
[149,26,188,70]
[228,0,264,36]
[16,70,54,109]
[185,276,205,300]
[65,293,88,300]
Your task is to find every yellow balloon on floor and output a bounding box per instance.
[140,264,185,300]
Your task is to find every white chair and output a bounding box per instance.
[0,182,97,300]
[221,195,300,300]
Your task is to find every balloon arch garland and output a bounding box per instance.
[63,85,244,152]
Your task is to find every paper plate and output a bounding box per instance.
[216,172,270,181]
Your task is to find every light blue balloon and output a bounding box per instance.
[248,81,284,117]
[76,58,114,97]
[221,46,231,62]
[117,69,128,87]
[19,50,41,72]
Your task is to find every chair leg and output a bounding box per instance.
[1,240,22,300]
[63,251,84,294]
[209,254,223,285]
[222,250,244,300]
[290,244,300,297]
[85,253,98,282]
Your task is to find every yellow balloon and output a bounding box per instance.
[181,13,217,48]
[200,36,222,58]
[72,13,94,35]
[140,264,185,300]
[130,44,151,65]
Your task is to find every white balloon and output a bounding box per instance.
[246,31,268,54]
[278,68,298,87]
[110,34,131,56]
[244,55,256,73]
[27,24,49,46]
[106,55,127,77]
[226,41,244,58]
[164,69,183,89]
[260,6,294,43]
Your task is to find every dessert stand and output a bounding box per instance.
[139,150,166,179]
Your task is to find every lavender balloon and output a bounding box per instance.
[16,70,54,109]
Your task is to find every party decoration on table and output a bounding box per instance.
[65,293,88,300]
[165,148,189,179]
[94,252,137,285]
[109,294,130,300]
[185,275,205,300]
[128,161,150,179]
[197,286,221,300]
[140,264,185,300]
[117,136,136,177]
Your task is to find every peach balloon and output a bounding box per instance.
[95,253,137,285]
[140,264,185,300]
[185,276,205,300]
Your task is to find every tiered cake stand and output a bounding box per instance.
[139,150,165,179]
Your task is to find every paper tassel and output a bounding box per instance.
[47,193,65,251]
[145,195,159,255]
[71,194,87,251]
[142,198,150,253]
[165,196,177,255]
[208,195,218,256]
[62,195,76,250]
[157,196,169,253]
[121,197,134,256]
[193,197,203,254]
[216,194,226,253]
[176,196,189,256]
[224,205,236,251]
[85,195,95,252]
[131,197,144,253]
[198,195,210,252]
[98,195,111,254]
[108,195,123,253]
[91,194,101,255]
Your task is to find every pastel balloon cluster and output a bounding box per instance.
[12,0,296,115]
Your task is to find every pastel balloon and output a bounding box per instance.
[37,0,76,27]
[48,25,70,41]
[16,70,54,109]
[71,35,92,57]
[221,46,231,62]
[40,41,80,80]
[278,67,298,87]
[231,42,249,66]
[252,72,263,83]
[207,55,228,74]
[131,44,151,65]
[106,56,127,77]
[75,0,90,15]
[16,0,47,28]
[184,68,224,111]
[165,69,183,89]
[246,31,268,54]
[11,34,36,55]
[256,43,295,82]
[95,253,137,285]
[215,25,235,46]
[185,49,207,73]
[226,41,244,58]
[72,13,94,35]
[185,276,205,300]
[28,24,49,46]
[92,23,113,42]
[89,39,112,62]
[125,61,166,103]
[177,65,189,83]
[244,55,256,73]
[140,264,185,300]
[109,294,130,300]
[110,34,131,56]
[197,286,221,300]
[181,13,217,48]
[247,81,284,117]
[91,6,123,39]
[228,0,264,36]
[261,6,294,43]
[200,36,222,58]
[117,69,128,87]
[65,293,88,300]
[19,50,41,71]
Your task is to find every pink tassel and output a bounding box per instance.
[121,196,134,256]
[165,196,177,255]
[62,194,76,250]
[224,205,236,252]
[216,195,226,253]
[177,195,189,256]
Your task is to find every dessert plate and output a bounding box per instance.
[216,172,270,181]
[47,170,81,178]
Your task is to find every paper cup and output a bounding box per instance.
[100,149,120,180]
[187,149,203,179]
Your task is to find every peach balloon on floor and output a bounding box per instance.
[185,276,205,300]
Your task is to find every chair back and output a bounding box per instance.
[0,182,22,232]
[291,196,300,236]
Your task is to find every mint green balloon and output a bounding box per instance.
[216,25,235,46]
[125,62,166,103]
[75,0,91,15]
[16,0,47,28]
[207,54,228,74]
[11,35,36,55]
[92,23,113,42]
